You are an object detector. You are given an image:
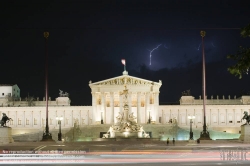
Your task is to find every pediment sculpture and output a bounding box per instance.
[97,77,153,86]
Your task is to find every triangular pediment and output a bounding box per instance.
[89,74,161,86]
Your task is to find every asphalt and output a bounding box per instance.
[1,140,250,166]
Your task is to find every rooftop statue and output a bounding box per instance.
[0,113,12,127]
[182,89,191,96]
[59,89,69,97]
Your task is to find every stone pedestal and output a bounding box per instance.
[138,131,143,138]
[0,127,14,144]
[239,125,250,142]
[188,140,196,143]
[56,97,70,106]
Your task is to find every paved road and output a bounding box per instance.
[1,140,250,165]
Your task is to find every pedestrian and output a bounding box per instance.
[173,138,175,145]
[166,138,169,145]
[197,139,200,144]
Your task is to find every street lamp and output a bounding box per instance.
[199,30,211,140]
[188,116,195,140]
[42,31,53,141]
[56,116,63,141]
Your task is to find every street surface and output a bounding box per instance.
[1,140,250,165]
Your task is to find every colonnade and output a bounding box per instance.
[91,91,160,124]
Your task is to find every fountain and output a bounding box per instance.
[103,85,150,138]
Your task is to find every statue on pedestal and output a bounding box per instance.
[59,89,69,97]
[104,85,150,138]
[0,113,12,127]
[241,111,250,125]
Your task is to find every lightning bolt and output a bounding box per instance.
[196,43,201,51]
[149,44,162,65]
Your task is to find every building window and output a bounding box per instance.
[150,98,154,104]
[114,101,119,107]
[26,119,29,125]
[42,119,45,125]
[220,115,225,123]
[229,121,233,123]
[97,99,101,105]
[34,118,37,125]
[181,116,185,124]
[237,121,241,123]
[82,118,85,125]
[2,93,4,96]
[18,119,21,125]
[106,102,110,107]
[212,116,217,123]
[197,116,201,123]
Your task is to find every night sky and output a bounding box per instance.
[1,0,250,105]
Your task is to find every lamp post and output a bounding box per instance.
[199,30,211,140]
[56,116,63,141]
[188,116,195,140]
[42,31,53,141]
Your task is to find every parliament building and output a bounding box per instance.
[0,71,249,140]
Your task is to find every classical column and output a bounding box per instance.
[210,109,212,126]
[154,92,159,123]
[177,109,179,125]
[170,109,172,121]
[64,110,65,127]
[16,111,17,127]
[87,110,89,125]
[101,92,105,124]
[24,111,25,127]
[110,92,114,124]
[145,92,149,123]
[233,109,236,125]
[32,111,33,127]
[79,110,81,126]
[162,109,164,124]
[226,109,227,126]
[72,110,74,127]
[185,109,187,125]
[129,92,132,114]
[119,92,122,113]
[137,92,141,124]
[218,109,219,125]
[91,92,96,124]
[40,111,41,127]
[194,109,196,125]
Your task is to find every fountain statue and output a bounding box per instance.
[103,85,150,138]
